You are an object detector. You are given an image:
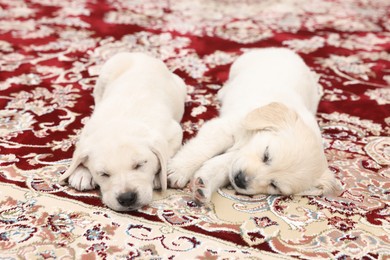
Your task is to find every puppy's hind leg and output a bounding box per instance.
[93,53,138,104]
[190,152,234,204]
[168,117,236,188]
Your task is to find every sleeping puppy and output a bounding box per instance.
[59,52,186,211]
[168,48,338,203]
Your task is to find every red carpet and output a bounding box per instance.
[0,0,389,258]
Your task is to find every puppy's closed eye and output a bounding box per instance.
[133,160,147,170]
[269,180,281,193]
[262,146,271,165]
[100,171,110,178]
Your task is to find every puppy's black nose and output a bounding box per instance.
[234,171,247,189]
[117,192,137,207]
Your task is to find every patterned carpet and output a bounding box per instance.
[0,0,389,258]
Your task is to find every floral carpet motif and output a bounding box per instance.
[0,0,389,259]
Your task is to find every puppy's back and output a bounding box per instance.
[94,52,186,123]
[94,52,167,100]
[219,48,321,116]
[229,48,304,80]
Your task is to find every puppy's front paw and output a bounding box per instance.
[190,177,212,204]
[167,159,195,189]
[68,166,96,191]
[167,168,190,189]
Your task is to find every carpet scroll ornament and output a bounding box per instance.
[0,0,389,258]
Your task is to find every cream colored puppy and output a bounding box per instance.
[168,48,338,203]
[60,52,186,211]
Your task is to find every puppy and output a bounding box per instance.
[168,48,338,203]
[59,52,186,211]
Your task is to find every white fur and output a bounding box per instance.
[60,52,186,211]
[168,48,338,203]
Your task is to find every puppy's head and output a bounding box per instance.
[229,102,338,196]
[60,130,168,211]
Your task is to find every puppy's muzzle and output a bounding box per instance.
[233,171,247,189]
[117,192,137,207]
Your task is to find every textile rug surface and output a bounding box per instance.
[0,0,389,259]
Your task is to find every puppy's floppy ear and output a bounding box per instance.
[59,145,88,185]
[297,169,341,196]
[149,137,169,192]
[243,102,298,131]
